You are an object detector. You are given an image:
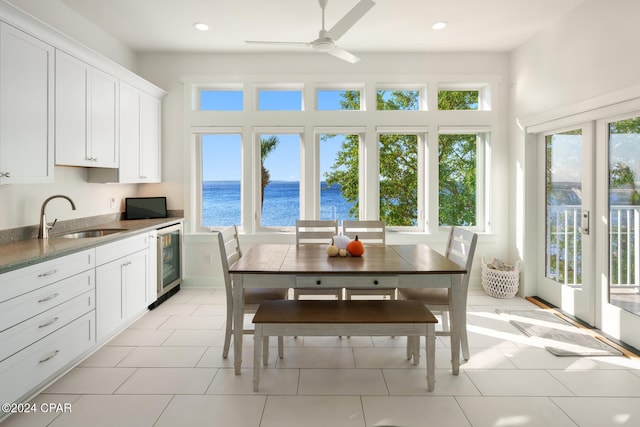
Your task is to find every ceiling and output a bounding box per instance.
[57,0,586,54]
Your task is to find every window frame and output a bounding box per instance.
[437,126,490,232]
[185,77,496,236]
[253,126,305,232]
[437,82,492,111]
[193,126,244,232]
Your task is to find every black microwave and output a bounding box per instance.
[125,197,168,220]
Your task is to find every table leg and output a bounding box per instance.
[233,274,244,375]
[253,324,262,392]
[449,274,462,375]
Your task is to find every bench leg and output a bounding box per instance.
[253,326,263,392]
[262,336,269,366]
[426,324,436,392]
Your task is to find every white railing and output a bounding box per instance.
[547,205,639,293]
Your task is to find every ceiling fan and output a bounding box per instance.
[245,0,375,64]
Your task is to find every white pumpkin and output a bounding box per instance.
[326,239,339,257]
[338,248,348,257]
[332,234,351,250]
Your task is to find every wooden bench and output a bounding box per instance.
[252,300,438,392]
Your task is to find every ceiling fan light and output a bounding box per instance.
[432,21,447,30]
[193,22,210,31]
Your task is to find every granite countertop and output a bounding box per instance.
[0,217,183,274]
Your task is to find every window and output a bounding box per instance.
[376,89,422,110]
[379,132,420,227]
[188,78,494,233]
[257,89,302,111]
[199,89,243,111]
[437,83,491,111]
[258,132,301,228]
[317,89,361,110]
[200,133,242,227]
[438,133,481,226]
[319,133,359,221]
[438,90,478,110]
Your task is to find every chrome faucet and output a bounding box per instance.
[38,195,76,239]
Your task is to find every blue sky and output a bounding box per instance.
[201,90,349,181]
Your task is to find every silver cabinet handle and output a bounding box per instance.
[0,171,10,178]
[38,317,60,329]
[38,293,60,303]
[38,350,60,364]
[38,269,59,278]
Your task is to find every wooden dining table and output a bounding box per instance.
[228,243,467,375]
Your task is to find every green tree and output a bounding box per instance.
[610,162,640,205]
[260,136,279,208]
[324,90,478,226]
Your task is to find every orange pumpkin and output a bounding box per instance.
[347,235,365,257]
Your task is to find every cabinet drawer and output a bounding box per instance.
[0,270,94,333]
[0,311,94,404]
[0,288,95,362]
[0,249,95,303]
[96,233,148,266]
[296,276,398,288]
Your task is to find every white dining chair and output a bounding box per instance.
[399,226,478,361]
[343,220,395,300]
[220,225,288,359]
[293,219,342,300]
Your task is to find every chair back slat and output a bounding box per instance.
[217,226,242,305]
[342,220,386,245]
[296,220,338,245]
[445,227,478,284]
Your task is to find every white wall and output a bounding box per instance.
[137,52,511,288]
[5,0,137,71]
[509,0,640,295]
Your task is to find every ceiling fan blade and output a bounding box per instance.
[245,40,311,47]
[326,46,360,63]
[327,0,375,41]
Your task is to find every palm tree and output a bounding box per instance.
[260,136,279,207]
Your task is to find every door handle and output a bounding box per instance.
[581,210,590,235]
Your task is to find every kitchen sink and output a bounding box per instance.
[54,228,129,239]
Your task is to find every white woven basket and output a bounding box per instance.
[481,256,521,299]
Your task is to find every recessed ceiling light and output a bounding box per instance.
[432,21,447,30]
[193,22,210,31]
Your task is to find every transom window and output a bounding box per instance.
[199,88,243,111]
[189,79,493,234]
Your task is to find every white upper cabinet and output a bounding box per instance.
[89,82,161,183]
[0,22,54,184]
[55,50,118,168]
[140,92,161,182]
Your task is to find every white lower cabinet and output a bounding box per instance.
[0,312,94,404]
[0,250,96,406]
[95,233,150,342]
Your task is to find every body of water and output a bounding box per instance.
[202,181,356,226]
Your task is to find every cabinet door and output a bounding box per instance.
[124,249,148,318]
[95,259,124,342]
[55,51,118,168]
[140,93,161,182]
[0,22,54,184]
[118,81,142,183]
[90,68,118,168]
[55,51,89,166]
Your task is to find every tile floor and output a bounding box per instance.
[3,288,640,427]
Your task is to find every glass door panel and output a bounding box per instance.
[539,126,594,324]
[608,117,640,316]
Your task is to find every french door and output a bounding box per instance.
[538,124,595,325]
[538,116,640,349]
[596,113,640,349]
